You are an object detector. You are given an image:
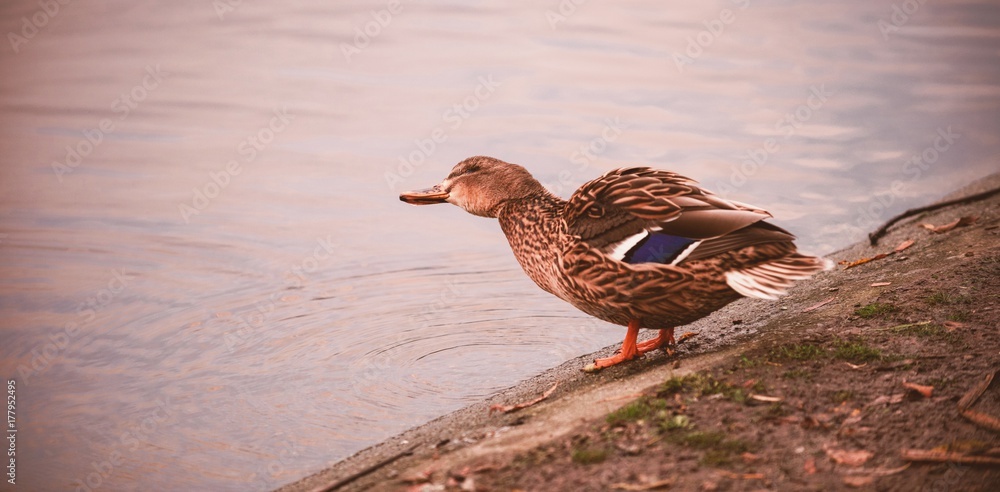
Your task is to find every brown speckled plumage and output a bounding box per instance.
[400,156,830,370]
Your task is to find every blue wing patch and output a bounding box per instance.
[623,233,697,265]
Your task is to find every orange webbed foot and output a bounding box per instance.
[584,320,642,372]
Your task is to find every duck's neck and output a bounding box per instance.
[495,193,568,296]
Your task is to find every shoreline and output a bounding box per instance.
[278,172,1000,492]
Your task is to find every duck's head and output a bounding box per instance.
[399,156,547,218]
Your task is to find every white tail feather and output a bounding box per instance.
[725,256,832,300]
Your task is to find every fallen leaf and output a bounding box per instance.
[870,282,891,287]
[741,452,760,464]
[902,381,933,398]
[957,371,995,411]
[803,296,836,312]
[677,331,697,344]
[825,446,873,467]
[717,471,765,480]
[894,239,915,252]
[843,475,874,488]
[922,215,979,234]
[871,394,905,406]
[750,394,782,403]
[804,456,817,474]
[489,381,559,414]
[611,478,674,491]
[943,321,965,331]
[845,362,867,370]
[961,409,1000,432]
[842,253,889,270]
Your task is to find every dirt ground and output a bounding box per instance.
[279,175,999,492]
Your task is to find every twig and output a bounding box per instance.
[902,449,1000,466]
[313,443,419,492]
[957,371,995,412]
[868,186,1000,245]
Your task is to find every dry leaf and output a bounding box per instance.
[489,381,559,414]
[803,296,836,312]
[741,452,761,464]
[894,239,915,252]
[845,362,867,370]
[902,381,933,398]
[843,475,874,488]
[870,282,891,287]
[825,447,873,467]
[611,478,674,491]
[750,394,783,403]
[804,456,817,474]
[842,253,889,270]
[943,321,965,331]
[923,216,979,234]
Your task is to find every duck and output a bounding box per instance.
[399,156,831,371]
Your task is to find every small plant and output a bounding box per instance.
[947,310,971,322]
[606,397,666,426]
[783,368,813,380]
[855,302,898,318]
[660,414,690,432]
[770,343,824,361]
[571,446,608,465]
[889,321,944,337]
[833,340,883,363]
[832,390,855,403]
[926,292,971,305]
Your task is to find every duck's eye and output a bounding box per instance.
[447,163,482,180]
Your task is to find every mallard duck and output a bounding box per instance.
[400,156,830,371]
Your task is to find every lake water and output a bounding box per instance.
[1,0,997,490]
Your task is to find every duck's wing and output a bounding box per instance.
[564,167,785,261]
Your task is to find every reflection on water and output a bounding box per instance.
[0,0,997,490]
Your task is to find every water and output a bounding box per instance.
[1,1,997,490]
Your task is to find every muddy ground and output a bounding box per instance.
[280,175,999,492]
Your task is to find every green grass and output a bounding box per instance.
[571,447,608,465]
[770,343,825,361]
[926,292,971,306]
[832,390,856,403]
[833,340,883,363]
[947,310,971,322]
[888,321,944,337]
[782,368,813,380]
[664,430,749,466]
[606,396,667,426]
[659,374,748,403]
[855,302,899,318]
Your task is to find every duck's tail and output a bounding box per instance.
[724,254,833,300]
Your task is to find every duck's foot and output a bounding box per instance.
[635,328,676,354]
[583,320,641,373]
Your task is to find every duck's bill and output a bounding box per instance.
[399,185,449,205]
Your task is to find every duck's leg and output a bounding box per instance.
[584,320,641,372]
[635,328,675,354]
